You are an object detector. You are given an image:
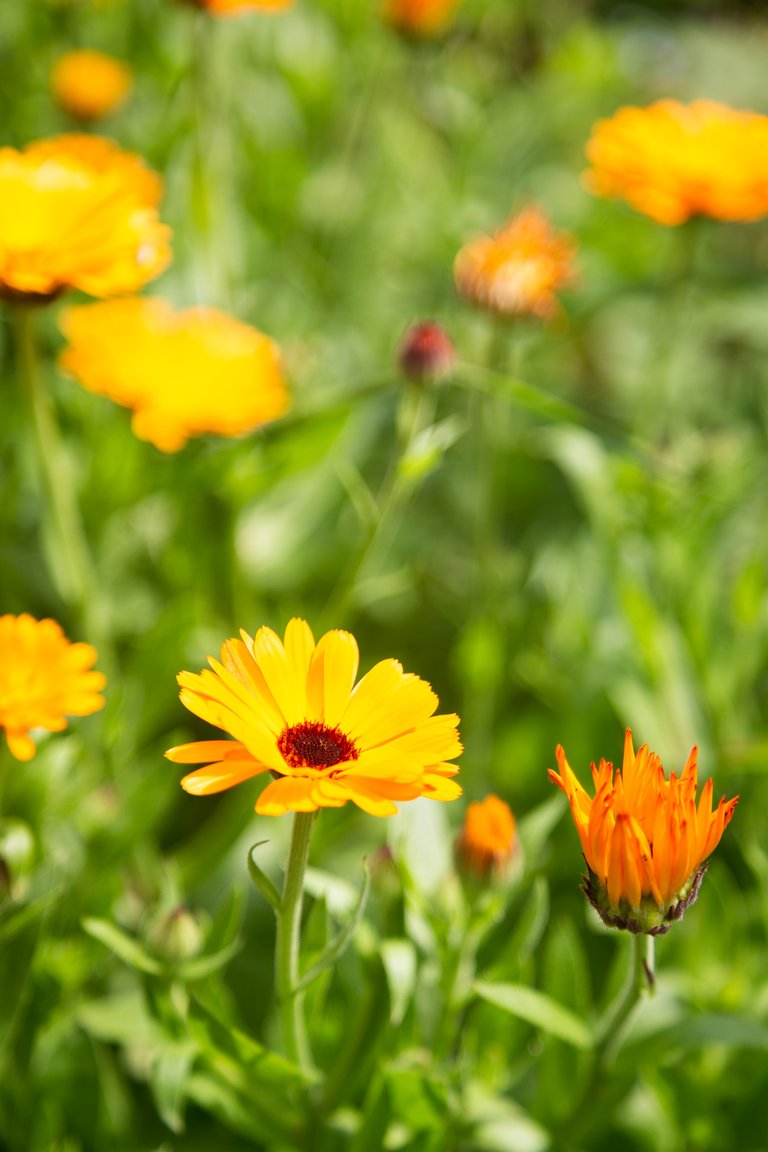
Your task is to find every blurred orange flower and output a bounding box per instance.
[59,296,289,452]
[0,135,170,304]
[549,729,737,934]
[166,618,462,817]
[51,50,132,123]
[383,0,460,36]
[454,206,576,320]
[0,614,105,761]
[455,794,517,878]
[190,0,293,15]
[585,100,768,225]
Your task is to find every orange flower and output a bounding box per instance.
[0,614,105,761]
[51,50,132,123]
[454,206,576,320]
[166,618,462,817]
[585,100,768,226]
[455,794,517,879]
[59,296,289,452]
[383,0,461,36]
[549,730,737,934]
[189,0,293,15]
[0,135,170,304]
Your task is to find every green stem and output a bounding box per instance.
[275,811,316,1073]
[14,308,97,631]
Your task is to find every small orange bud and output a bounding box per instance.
[455,794,517,880]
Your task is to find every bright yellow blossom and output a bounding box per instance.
[0,615,105,761]
[189,0,293,15]
[0,135,169,304]
[166,618,462,817]
[585,100,768,225]
[454,206,576,320]
[455,794,517,879]
[51,50,132,123]
[59,296,289,452]
[549,730,737,934]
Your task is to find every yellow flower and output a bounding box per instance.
[166,618,462,816]
[549,730,737,934]
[383,0,461,36]
[188,0,293,15]
[454,206,576,320]
[0,135,170,304]
[455,794,517,879]
[0,614,105,761]
[585,100,768,226]
[59,296,289,452]
[51,50,133,123]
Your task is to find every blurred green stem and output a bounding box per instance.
[275,811,316,1074]
[14,308,96,630]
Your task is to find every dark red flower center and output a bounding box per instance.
[277,721,358,771]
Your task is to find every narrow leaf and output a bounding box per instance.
[247,842,282,912]
[473,980,593,1050]
[297,859,370,991]
[82,916,163,975]
[178,935,242,982]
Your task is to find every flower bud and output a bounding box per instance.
[398,321,456,384]
[455,794,517,881]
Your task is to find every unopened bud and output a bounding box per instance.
[398,321,456,384]
[146,905,203,963]
[455,794,518,882]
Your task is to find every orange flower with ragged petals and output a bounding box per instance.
[549,730,737,934]
[0,135,169,304]
[166,618,462,817]
[0,614,105,761]
[454,205,576,320]
[585,100,768,225]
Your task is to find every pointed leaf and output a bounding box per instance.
[473,980,593,1050]
[297,860,370,991]
[247,842,282,912]
[82,916,163,975]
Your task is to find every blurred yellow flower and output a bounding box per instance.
[454,205,576,320]
[0,614,105,761]
[0,135,170,303]
[383,0,460,36]
[455,794,516,878]
[59,297,289,452]
[166,618,462,816]
[549,730,737,934]
[190,0,293,15]
[51,50,133,123]
[585,100,768,225]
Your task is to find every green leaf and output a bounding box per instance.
[298,859,370,991]
[76,992,163,1047]
[0,888,60,944]
[517,794,567,867]
[178,935,242,982]
[379,938,417,1027]
[247,842,282,912]
[82,916,163,976]
[473,980,593,1050]
[150,1040,197,1133]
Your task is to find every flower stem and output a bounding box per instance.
[14,308,98,634]
[275,811,316,1073]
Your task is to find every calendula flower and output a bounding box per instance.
[0,135,170,304]
[549,730,737,934]
[59,296,288,452]
[0,614,105,761]
[455,794,517,879]
[51,50,133,123]
[585,100,768,225]
[383,0,461,36]
[454,206,576,320]
[187,0,293,15]
[166,618,462,816]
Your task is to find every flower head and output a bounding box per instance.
[585,100,768,225]
[383,0,461,36]
[454,206,576,320]
[59,296,289,452]
[187,0,293,15]
[0,614,106,761]
[549,730,737,934]
[166,618,462,816]
[0,135,170,304]
[51,51,132,123]
[455,794,517,879]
